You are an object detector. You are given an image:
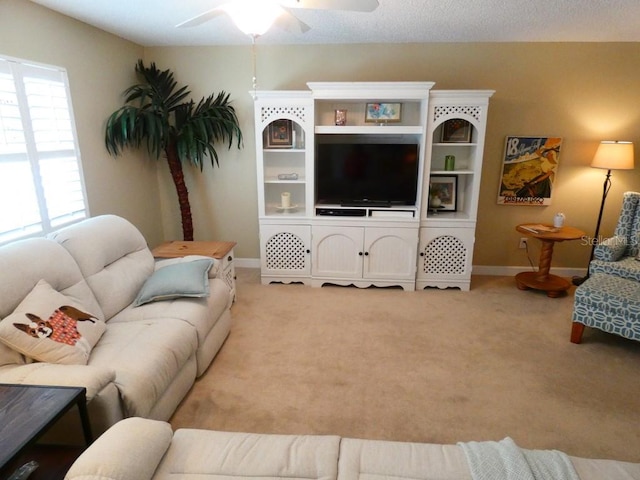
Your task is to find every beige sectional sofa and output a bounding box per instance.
[66,417,640,480]
[0,215,232,437]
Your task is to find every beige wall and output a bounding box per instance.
[5,1,640,268]
[2,0,164,246]
[147,43,640,268]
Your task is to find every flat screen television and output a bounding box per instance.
[315,142,419,206]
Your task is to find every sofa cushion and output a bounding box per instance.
[133,258,214,307]
[0,280,106,365]
[112,278,230,348]
[88,319,197,417]
[154,429,341,480]
[338,437,471,480]
[65,417,173,480]
[48,215,155,319]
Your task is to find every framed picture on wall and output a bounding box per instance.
[440,119,472,143]
[429,175,458,211]
[497,136,562,206]
[266,119,293,148]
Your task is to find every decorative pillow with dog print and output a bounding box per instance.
[0,279,106,365]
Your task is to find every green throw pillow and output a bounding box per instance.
[134,259,214,307]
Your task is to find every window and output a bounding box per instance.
[0,55,88,245]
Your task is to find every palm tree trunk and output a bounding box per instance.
[165,142,194,241]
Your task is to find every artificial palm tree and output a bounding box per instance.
[105,60,243,241]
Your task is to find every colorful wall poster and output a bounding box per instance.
[497,136,562,206]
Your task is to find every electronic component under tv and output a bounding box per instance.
[315,142,419,206]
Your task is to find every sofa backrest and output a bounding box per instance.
[48,215,155,320]
[0,237,104,366]
[614,191,640,256]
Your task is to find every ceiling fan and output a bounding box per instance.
[176,0,379,37]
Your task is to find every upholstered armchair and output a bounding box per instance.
[571,191,640,343]
[589,191,640,280]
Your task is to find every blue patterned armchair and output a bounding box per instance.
[589,191,640,281]
[571,191,640,343]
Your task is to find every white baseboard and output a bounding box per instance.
[235,257,261,268]
[473,265,587,277]
[236,258,588,278]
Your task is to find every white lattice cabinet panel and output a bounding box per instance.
[259,224,311,285]
[416,227,475,291]
[311,225,417,290]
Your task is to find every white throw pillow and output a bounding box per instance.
[0,279,105,365]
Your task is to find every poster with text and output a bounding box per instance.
[497,136,562,206]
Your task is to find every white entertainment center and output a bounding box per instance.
[253,82,494,291]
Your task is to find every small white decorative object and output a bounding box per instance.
[553,212,565,228]
[281,192,291,208]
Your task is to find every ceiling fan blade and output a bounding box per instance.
[287,0,379,12]
[276,10,311,34]
[176,7,225,28]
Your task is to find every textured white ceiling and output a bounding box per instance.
[28,0,640,46]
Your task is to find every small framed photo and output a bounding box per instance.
[429,175,458,211]
[440,119,472,143]
[266,119,293,148]
[365,103,402,123]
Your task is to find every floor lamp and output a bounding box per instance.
[572,140,635,286]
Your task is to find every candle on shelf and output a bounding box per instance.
[281,192,291,208]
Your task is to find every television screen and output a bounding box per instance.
[315,142,419,206]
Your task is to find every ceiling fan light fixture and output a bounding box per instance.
[223,1,285,36]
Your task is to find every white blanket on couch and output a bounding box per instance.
[459,437,580,480]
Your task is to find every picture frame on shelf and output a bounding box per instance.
[440,119,472,143]
[429,175,458,211]
[266,119,293,148]
[365,103,402,123]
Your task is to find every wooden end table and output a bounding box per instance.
[152,241,237,301]
[0,384,93,480]
[515,224,586,298]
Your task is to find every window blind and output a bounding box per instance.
[0,56,87,244]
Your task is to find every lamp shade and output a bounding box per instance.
[590,141,635,170]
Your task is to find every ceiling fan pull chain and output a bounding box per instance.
[251,35,258,99]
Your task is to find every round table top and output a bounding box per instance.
[516,224,586,241]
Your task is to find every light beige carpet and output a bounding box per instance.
[170,269,640,462]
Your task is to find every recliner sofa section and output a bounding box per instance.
[0,215,232,437]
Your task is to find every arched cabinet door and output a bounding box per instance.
[364,227,418,280]
[311,226,363,279]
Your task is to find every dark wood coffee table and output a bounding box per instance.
[0,384,93,479]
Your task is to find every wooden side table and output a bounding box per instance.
[152,241,237,301]
[515,224,586,298]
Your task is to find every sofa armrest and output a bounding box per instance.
[0,363,115,401]
[155,255,222,279]
[65,418,173,480]
[593,235,628,262]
